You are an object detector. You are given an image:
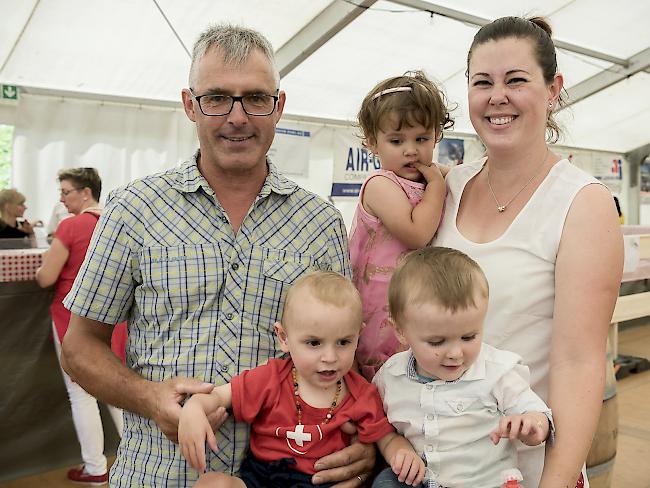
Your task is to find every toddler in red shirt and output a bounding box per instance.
[179,271,424,487]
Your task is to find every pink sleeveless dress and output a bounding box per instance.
[349,170,425,380]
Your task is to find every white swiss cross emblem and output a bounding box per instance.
[286,424,311,446]
[276,424,324,455]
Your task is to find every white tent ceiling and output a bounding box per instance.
[2,0,650,154]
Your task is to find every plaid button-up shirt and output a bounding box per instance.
[65,152,351,487]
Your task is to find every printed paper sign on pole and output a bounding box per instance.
[269,126,311,176]
[592,153,623,194]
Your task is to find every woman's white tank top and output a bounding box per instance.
[435,158,600,487]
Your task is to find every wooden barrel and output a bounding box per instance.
[586,334,618,488]
[586,457,615,488]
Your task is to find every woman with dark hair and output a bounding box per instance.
[36,168,126,484]
[435,16,623,488]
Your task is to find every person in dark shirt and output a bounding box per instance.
[0,188,34,241]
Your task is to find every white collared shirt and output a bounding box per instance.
[373,344,552,488]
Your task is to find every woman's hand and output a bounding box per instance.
[20,219,34,235]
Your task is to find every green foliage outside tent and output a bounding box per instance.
[0,125,13,189]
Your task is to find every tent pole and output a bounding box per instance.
[0,0,41,75]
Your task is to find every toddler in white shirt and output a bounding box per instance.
[372,247,553,488]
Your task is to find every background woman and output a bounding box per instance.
[0,188,34,239]
[36,168,126,484]
[435,17,623,488]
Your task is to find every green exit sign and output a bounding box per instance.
[1,85,18,100]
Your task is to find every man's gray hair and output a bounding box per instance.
[189,23,279,88]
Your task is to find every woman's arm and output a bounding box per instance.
[539,184,623,488]
[35,237,69,287]
[363,164,446,249]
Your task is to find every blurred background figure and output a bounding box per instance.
[46,201,72,240]
[614,195,624,224]
[35,168,126,485]
[0,188,35,239]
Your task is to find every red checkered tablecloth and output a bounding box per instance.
[0,249,46,282]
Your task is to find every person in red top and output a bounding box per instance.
[36,167,127,485]
[179,271,426,487]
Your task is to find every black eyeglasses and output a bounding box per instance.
[60,188,82,197]
[189,90,279,116]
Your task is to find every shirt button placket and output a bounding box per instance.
[217,244,242,382]
[424,411,439,437]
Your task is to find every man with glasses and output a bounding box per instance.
[61,24,374,487]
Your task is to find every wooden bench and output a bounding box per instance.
[610,230,650,370]
[612,291,650,323]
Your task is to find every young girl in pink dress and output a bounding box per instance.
[350,71,454,380]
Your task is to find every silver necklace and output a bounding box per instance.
[486,148,549,213]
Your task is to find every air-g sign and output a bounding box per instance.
[345,147,381,174]
[331,131,382,198]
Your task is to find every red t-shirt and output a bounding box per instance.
[51,212,100,339]
[231,358,394,474]
[51,212,127,362]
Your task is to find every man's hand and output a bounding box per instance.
[312,422,376,487]
[148,377,214,443]
[490,412,550,447]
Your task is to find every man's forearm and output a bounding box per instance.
[62,315,155,419]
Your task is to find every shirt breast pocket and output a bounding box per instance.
[259,248,320,321]
[440,396,482,416]
[262,248,319,283]
[138,243,225,324]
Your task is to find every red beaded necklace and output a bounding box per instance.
[291,366,342,425]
